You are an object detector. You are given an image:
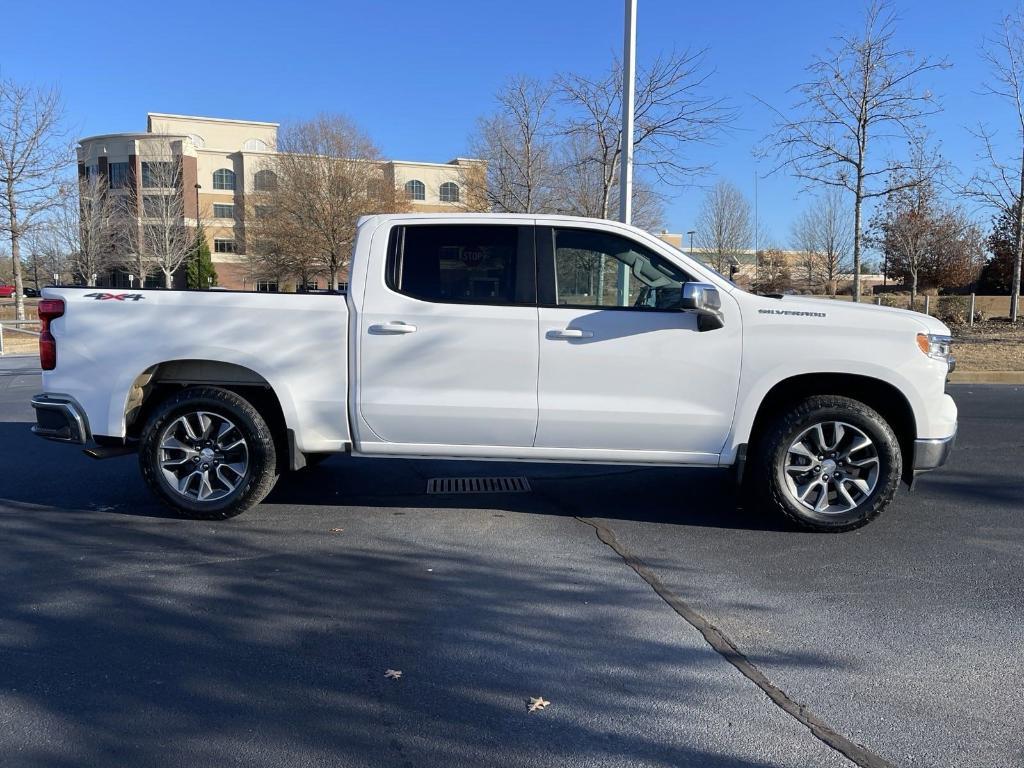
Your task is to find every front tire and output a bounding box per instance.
[139,386,278,519]
[749,395,902,532]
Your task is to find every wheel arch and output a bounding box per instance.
[123,360,290,466]
[741,372,917,485]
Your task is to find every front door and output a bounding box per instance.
[357,222,539,449]
[534,225,741,460]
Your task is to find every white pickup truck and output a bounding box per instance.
[31,213,957,531]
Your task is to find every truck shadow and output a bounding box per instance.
[269,455,792,532]
[0,421,788,532]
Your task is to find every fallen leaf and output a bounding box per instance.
[384,669,402,680]
[527,696,550,713]
[330,528,344,533]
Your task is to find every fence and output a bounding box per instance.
[807,294,1016,325]
[0,321,40,356]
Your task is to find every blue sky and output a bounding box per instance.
[2,0,1017,245]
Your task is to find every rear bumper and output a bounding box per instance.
[30,394,90,444]
[913,429,956,471]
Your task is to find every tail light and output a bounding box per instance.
[38,299,64,371]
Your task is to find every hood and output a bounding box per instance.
[766,295,952,335]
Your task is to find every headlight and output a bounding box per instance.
[917,333,954,366]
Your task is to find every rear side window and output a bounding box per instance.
[386,224,533,305]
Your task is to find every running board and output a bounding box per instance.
[83,444,138,460]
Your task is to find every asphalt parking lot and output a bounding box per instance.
[0,356,1021,768]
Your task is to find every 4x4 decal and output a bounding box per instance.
[83,292,146,302]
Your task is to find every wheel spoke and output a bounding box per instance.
[836,480,858,510]
[813,483,831,512]
[848,477,871,495]
[789,442,817,461]
[830,423,845,452]
[847,455,879,468]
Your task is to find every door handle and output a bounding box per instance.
[546,328,593,340]
[369,321,418,335]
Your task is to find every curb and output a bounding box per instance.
[948,371,1024,385]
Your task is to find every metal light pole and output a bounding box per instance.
[194,183,203,290]
[616,0,638,306]
[687,230,696,260]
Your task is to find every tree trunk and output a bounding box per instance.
[910,270,918,311]
[1013,155,1024,323]
[164,269,173,289]
[852,181,864,303]
[6,187,25,321]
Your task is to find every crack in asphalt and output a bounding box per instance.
[574,515,896,768]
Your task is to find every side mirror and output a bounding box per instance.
[681,282,724,331]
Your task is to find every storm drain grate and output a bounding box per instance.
[426,476,532,494]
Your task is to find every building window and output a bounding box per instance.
[108,162,130,189]
[213,168,236,190]
[141,161,177,188]
[188,134,205,149]
[244,138,270,151]
[83,164,99,181]
[405,179,425,201]
[439,182,460,203]
[214,239,237,254]
[142,195,168,217]
[212,203,234,219]
[256,280,278,292]
[253,169,277,191]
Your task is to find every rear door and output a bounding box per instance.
[356,222,539,449]
[534,224,741,460]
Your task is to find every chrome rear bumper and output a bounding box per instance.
[31,394,89,444]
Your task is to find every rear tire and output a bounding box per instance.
[749,395,901,532]
[139,386,278,519]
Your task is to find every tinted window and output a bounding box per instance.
[553,228,690,310]
[388,225,530,305]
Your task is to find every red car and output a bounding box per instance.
[0,285,15,298]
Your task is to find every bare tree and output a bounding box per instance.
[472,76,559,213]
[0,79,67,318]
[556,48,735,222]
[23,222,69,288]
[964,8,1024,321]
[268,115,403,289]
[814,188,854,295]
[553,131,665,230]
[762,1,947,302]
[869,172,937,309]
[791,188,853,295]
[127,155,192,288]
[694,180,753,274]
[791,207,824,290]
[50,174,118,286]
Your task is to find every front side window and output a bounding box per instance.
[212,203,234,219]
[387,224,529,305]
[552,228,690,310]
[213,168,236,190]
[439,181,460,203]
[214,238,236,254]
[404,179,425,201]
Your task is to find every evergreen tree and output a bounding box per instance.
[186,227,217,289]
